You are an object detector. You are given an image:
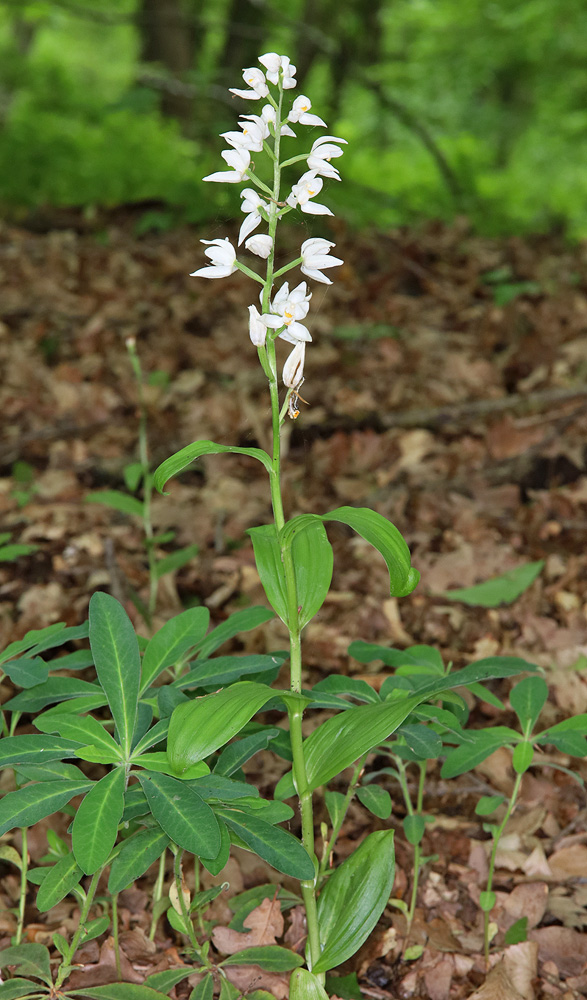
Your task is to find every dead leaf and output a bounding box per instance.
[65,936,144,989]
[549,844,587,879]
[530,926,587,976]
[223,963,290,1000]
[502,941,538,1000]
[212,895,283,955]
[503,883,548,930]
[423,953,454,1000]
[283,906,306,951]
[465,960,526,1000]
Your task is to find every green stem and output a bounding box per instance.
[112,893,122,981]
[406,762,427,926]
[149,849,167,941]
[260,76,323,979]
[483,771,523,963]
[318,758,365,887]
[126,338,158,625]
[55,868,103,988]
[15,827,27,945]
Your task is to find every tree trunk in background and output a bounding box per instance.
[217,0,266,88]
[137,0,195,127]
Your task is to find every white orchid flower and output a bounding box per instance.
[283,342,306,388]
[190,239,237,279]
[300,238,344,284]
[306,135,347,180]
[229,67,269,100]
[286,171,333,216]
[245,234,273,258]
[221,120,265,153]
[239,113,270,141]
[263,281,313,343]
[203,148,250,184]
[238,188,268,245]
[248,305,267,346]
[288,96,327,128]
[260,103,296,137]
[258,53,297,89]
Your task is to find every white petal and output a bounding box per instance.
[281,321,312,343]
[190,265,234,278]
[300,201,334,216]
[300,264,332,284]
[245,234,273,258]
[283,342,306,387]
[238,212,261,245]
[262,314,286,330]
[229,88,262,100]
[299,112,327,127]
[202,170,242,183]
[311,134,348,147]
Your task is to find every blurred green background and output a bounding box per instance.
[1,0,585,236]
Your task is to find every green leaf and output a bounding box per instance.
[108,828,169,894]
[3,677,101,712]
[282,507,419,598]
[35,713,122,757]
[512,740,534,774]
[213,730,281,777]
[190,974,214,1000]
[504,917,528,945]
[0,780,92,836]
[538,713,587,737]
[144,969,195,993]
[303,694,425,790]
[29,622,89,656]
[2,657,49,689]
[15,761,85,783]
[479,891,496,912]
[218,808,315,880]
[195,606,274,659]
[176,653,285,691]
[510,676,548,734]
[154,441,273,494]
[289,970,329,1000]
[89,592,140,757]
[85,489,144,518]
[138,773,220,858]
[356,785,392,819]
[68,986,171,1000]
[312,676,380,704]
[324,973,362,1000]
[0,543,38,561]
[441,728,518,778]
[475,795,505,816]
[131,752,209,779]
[0,623,66,666]
[75,746,123,765]
[80,916,111,944]
[154,544,199,580]
[72,768,126,873]
[221,946,304,971]
[403,814,425,846]
[313,830,395,973]
[397,724,442,760]
[124,462,144,493]
[36,851,83,911]
[200,817,231,877]
[249,521,333,629]
[167,682,276,773]
[324,790,346,829]
[0,978,41,999]
[442,560,544,607]
[0,734,82,766]
[0,944,52,985]
[140,607,210,693]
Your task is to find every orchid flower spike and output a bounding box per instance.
[258,53,297,89]
[300,238,344,284]
[191,239,237,279]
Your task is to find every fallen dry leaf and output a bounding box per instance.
[548,844,587,879]
[530,926,587,977]
[465,959,526,1000]
[223,963,290,999]
[212,894,283,955]
[502,882,548,930]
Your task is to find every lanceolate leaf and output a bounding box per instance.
[108,828,169,895]
[0,944,52,985]
[175,654,286,690]
[282,507,419,598]
[154,440,273,495]
[0,622,66,667]
[248,524,288,623]
[138,773,220,859]
[0,977,41,999]
[85,490,145,518]
[0,735,82,767]
[220,946,304,971]
[89,593,140,757]
[34,713,122,757]
[195,606,274,659]
[72,768,126,874]
[442,560,544,607]
[36,851,83,912]
[140,607,210,694]
[2,677,101,713]
[167,682,276,773]
[68,986,172,1000]
[1,657,49,689]
[313,830,395,973]
[218,808,315,880]
[509,676,548,734]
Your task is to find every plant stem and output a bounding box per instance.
[407,762,426,927]
[111,893,122,980]
[317,758,365,887]
[483,771,523,963]
[54,868,103,988]
[261,76,322,978]
[126,337,158,623]
[149,849,167,941]
[15,827,28,945]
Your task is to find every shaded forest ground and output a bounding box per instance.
[1,213,587,999]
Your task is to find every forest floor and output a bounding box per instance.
[1,212,587,1000]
